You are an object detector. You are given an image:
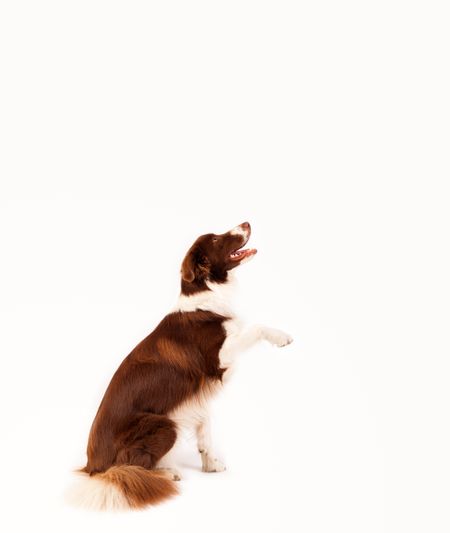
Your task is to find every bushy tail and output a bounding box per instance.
[67,465,178,511]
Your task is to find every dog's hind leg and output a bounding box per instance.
[115,413,177,474]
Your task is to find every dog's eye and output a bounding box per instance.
[212,237,218,243]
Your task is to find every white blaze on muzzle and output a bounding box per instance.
[230,225,249,238]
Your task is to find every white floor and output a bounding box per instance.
[1,296,448,532]
[0,311,383,533]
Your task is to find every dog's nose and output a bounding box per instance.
[241,222,250,231]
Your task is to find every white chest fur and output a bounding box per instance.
[219,318,245,370]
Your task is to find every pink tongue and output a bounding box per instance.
[230,248,257,260]
[230,248,249,258]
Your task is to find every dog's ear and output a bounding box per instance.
[181,246,210,283]
[181,248,196,283]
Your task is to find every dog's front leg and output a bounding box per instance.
[196,416,226,473]
[221,322,293,366]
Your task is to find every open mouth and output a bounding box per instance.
[229,246,258,261]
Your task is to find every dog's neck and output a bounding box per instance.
[174,273,237,317]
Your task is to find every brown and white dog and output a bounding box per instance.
[69,222,293,510]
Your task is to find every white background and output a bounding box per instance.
[0,1,449,532]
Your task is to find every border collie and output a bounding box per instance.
[69,222,293,510]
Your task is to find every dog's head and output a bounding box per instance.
[180,222,257,292]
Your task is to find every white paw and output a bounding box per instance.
[155,467,182,481]
[263,327,293,347]
[200,451,226,473]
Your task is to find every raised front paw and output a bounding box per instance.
[200,451,226,473]
[263,327,293,347]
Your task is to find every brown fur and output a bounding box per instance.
[81,224,251,509]
[156,338,192,370]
